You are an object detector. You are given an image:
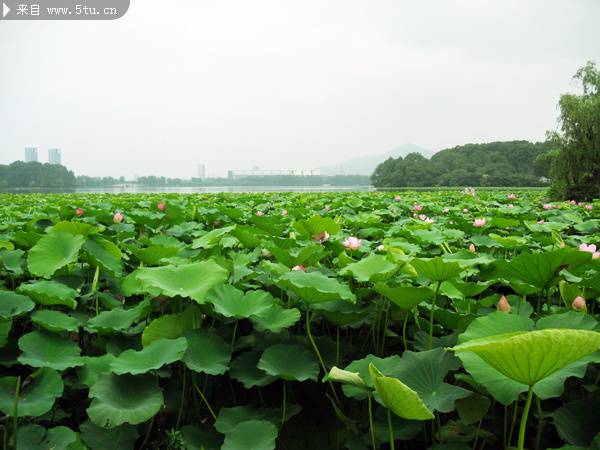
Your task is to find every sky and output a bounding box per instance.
[0,0,599,178]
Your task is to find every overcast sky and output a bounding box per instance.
[1,0,599,178]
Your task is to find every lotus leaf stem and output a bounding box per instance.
[517,387,534,450]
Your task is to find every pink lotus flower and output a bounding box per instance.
[497,295,511,313]
[412,204,423,211]
[75,208,84,217]
[537,219,544,224]
[343,236,362,250]
[255,211,264,217]
[572,296,587,312]
[579,243,600,259]
[473,218,487,227]
[507,194,516,200]
[292,264,306,271]
[508,204,514,209]
[113,212,124,224]
[312,231,330,243]
[543,203,552,210]
[570,200,577,205]
[281,209,288,216]
[468,243,476,253]
[442,207,450,214]
[157,202,166,211]
[585,204,593,210]
[394,195,401,202]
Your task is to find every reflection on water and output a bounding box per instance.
[2,185,374,194]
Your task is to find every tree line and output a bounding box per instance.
[371,140,553,188]
[0,161,76,188]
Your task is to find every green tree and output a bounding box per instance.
[549,61,600,201]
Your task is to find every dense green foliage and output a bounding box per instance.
[371,141,553,188]
[549,62,600,201]
[0,191,599,450]
[0,162,76,189]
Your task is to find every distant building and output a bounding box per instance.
[24,147,38,162]
[48,148,62,165]
[197,164,206,179]
[227,169,321,180]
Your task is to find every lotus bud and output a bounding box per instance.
[289,231,296,239]
[572,296,586,312]
[468,243,476,253]
[255,210,265,217]
[376,244,385,252]
[559,241,565,248]
[292,264,306,271]
[312,231,330,243]
[75,208,85,217]
[497,295,511,313]
[261,248,272,258]
[343,236,362,250]
[473,218,486,228]
[507,194,516,200]
[281,209,288,216]
[394,195,401,202]
[157,202,166,211]
[113,212,124,224]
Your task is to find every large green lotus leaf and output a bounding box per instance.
[16,424,80,450]
[87,299,151,334]
[257,343,319,381]
[180,425,223,450]
[221,420,278,450]
[340,254,399,282]
[135,261,228,303]
[537,311,598,331]
[0,290,35,320]
[77,354,118,387]
[0,368,63,417]
[340,354,402,400]
[17,281,78,309]
[215,405,282,434]
[31,309,79,332]
[1,249,25,275]
[79,419,139,450]
[206,284,273,319]
[183,330,231,375]
[277,271,356,304]
[386,348,471,413]
[374,283,434,310]
[18,330,83,370]
[310,299,367,327]
[141,305,201,347]
[455,394,491,425]
[192,226,236,249]
[488,248,592,291]
[552,396,600,447]
[83,236,123,276]
[230,351,277,388]
[294,215,341,236]
[87,373,164,428]
[131,245,180,266]
[0,321,10,348]
[451,329,600,386]
[250,304,301,333]
[454,312,533,404]
[440,280,493,299]
[368,364,434,420]
[51,220,102,237]
[27,231,86,278]
[110,337,187,375]
[411,257,463,282]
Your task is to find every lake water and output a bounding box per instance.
[2,185,375,194]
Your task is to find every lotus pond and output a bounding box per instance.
[0,191,599,450]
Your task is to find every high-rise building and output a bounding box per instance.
[48,148,62,165]
[197,164,206,179]
[24,147,38,162]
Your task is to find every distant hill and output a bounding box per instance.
[319,143,434,176]
[371,140,553,187]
